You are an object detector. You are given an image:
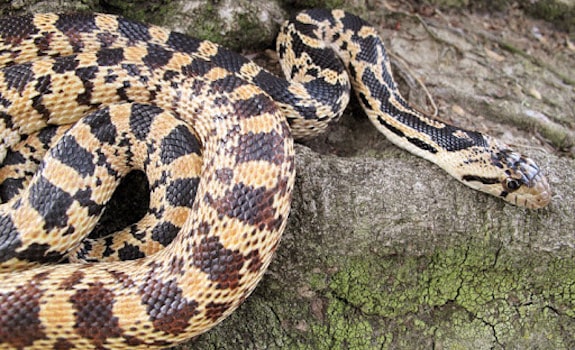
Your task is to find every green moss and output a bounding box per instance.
[301,242,575,347]
[184,4,276,51]
[328,256,422,317]
[523,0,575,31]
[102,0,175,24]
[281,0,345,10]
[306,294,389,349]
[181,4,221,44]
[424,0,470,7]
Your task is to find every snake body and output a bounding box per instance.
[0,9,550,349]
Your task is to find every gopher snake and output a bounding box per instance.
[0,9,550,349]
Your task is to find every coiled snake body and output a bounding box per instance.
[0,9,550,349]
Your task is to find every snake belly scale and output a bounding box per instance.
[0,8,550,349]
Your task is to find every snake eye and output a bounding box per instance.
[503,178,521,192]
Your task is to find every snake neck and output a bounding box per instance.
[278,9,550,208]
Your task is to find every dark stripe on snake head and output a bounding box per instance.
[160,125,201,164]
[69,282,123,345]
[140,264,200,334]
[192,236,244,289]
[461,175,500,185]
[52,135,96,177]
[0,271,49,348]
[165,178,199,208]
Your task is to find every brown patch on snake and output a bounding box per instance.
[137,263,199,335]
[53,338,75,350]
[246,249,263,273]
[236,130,286,165]
[108,269,136,288]
[204,301,233,322]
[232,93,277,120]
[215,167,234,185]
[0,272,49,348]
[69,282,123,346]
[207,182,283,231]
[0,14,36,47]
[192,236,245,289]
[59,270,85,290]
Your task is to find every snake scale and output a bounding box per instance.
[0,8,550,349]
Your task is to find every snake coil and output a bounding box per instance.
[0,9,550,349]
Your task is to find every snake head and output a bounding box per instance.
[459,138,551,209]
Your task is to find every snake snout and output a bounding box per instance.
[507,165,551,209]
[524,171,551,209]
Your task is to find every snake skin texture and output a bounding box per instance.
[0,8,550,350]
